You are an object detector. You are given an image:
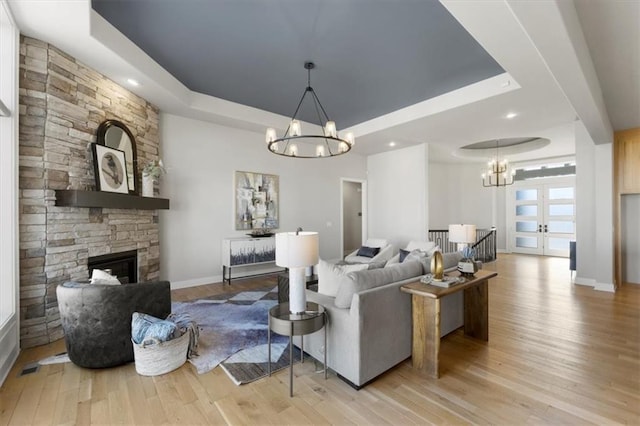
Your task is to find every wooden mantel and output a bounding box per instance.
[55,190,170,210]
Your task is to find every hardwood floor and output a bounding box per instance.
[1,254,639,425]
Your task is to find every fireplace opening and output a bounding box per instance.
[88,250,138,284]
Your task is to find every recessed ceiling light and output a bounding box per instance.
[505,112,518,119]
[389,141,396,147]
[127,78,140,87]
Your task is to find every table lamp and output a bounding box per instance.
[448,224,477,275]
[275,230,319,313]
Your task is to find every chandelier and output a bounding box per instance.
[481,141,516,187]
[265,62,354,158]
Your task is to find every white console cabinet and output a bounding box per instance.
[221,236,280,284]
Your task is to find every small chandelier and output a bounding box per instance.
[482,141,516,187]
[265,62,354,158]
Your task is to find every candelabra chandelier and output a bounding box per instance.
[481,141,516,187]
[265,62,354,158]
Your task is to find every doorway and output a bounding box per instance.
[341,179,367,258]
[507,177,576,257]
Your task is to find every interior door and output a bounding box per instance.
[341,179,365,258]
[543,184,575,257]
[509,177,575,257]
[512,185,543,255]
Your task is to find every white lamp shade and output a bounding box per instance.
[448,224,476,244]
[275,232,319,268]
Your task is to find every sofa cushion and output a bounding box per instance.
[334,260,423,308]
[317,259,368,297]
[420,251,464,274]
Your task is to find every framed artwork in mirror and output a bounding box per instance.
[234,171,279,231]
[97,120,138,195]
[91,144,129,194]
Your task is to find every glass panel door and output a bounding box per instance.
[512,186,543,255]
[543,184,575,257]
[508,178,575,257]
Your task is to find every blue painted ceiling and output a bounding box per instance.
[92,0,503,128]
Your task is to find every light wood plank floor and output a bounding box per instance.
[1,254,639,425]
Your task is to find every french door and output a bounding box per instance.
[507,177,575,257]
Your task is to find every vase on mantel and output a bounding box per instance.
[142,174,155,197]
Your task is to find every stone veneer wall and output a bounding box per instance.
[19,36,161,348]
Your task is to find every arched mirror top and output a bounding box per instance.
[97,120,138,195]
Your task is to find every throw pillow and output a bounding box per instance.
[404,249,428,263]
[398,248,411,263]
[317,259,368,297]
[356,246,380,258]
[90,269,120,285]
[131,312,177,345]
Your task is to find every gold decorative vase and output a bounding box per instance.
[431,251,444,281]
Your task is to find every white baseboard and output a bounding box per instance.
[497,249,508,254]
[594,282,615,293]
[574,276,616,292]
[171,275,222,290]
[170,266,283,290]
[574,276,596,287]
[0,318,20,387]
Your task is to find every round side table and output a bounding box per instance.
[268,302,327,397]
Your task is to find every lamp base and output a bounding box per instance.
[288,267,307,314]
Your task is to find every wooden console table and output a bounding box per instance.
[400,269,498,378]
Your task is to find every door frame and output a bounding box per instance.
[340,178,367,258]
[506,176,575,256]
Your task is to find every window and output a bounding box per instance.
[0,1,18,328]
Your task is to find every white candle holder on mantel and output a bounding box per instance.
[142,174,155,197]
[141,159,166,198]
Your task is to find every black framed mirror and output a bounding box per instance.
[96,120,138,195]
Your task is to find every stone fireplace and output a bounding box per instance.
[19,36,162,348]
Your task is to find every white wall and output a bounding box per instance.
[574,121,615,291]
[366,144,429,249]
[575,121,597,286]
[159,113,367,288]
[428,162,504,249]
[594,143,614,290]
[622,194,640,284]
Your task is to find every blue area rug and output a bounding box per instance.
[171,286,289,375]
[221,343,304,385]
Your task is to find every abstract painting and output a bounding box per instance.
[234,171,279,230]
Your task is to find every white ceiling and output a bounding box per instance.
[574,0,640,132]
[7,0,637,164]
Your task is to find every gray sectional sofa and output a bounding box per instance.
[297,251,463,388]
